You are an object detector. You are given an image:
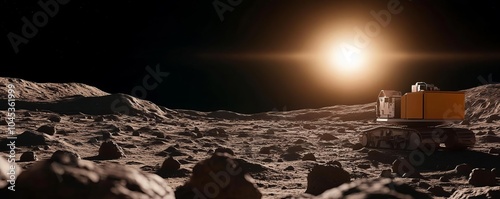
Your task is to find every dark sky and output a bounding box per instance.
[1,0,499,113]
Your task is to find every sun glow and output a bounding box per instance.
[329,45,366,73]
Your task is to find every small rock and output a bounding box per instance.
[319,133,338,141]
[32,146,42,151]
[0,131,47,150]
[305,164,351,195]
[265,129,274,134]
[137,126,152,132]
[159,146,186,156]
[486,114,500,123]
[418,181,431,189]
[37,124,57,135]
[51,150,81,162]
[489,148,500,154]
[492,168,499,177]
[367,150,391,162]
[102,131,112,140]
[455,163,473,176]
[258,147,270,154]
[439,175,450,182]
[205,128,228,137]
[174,153,262,199]
[48,115,62,123]
[303,124,316,130]
[153,131,165,138]
[317,178,432,198]
[123,125,134,131]
[479,135,500,143]
[20,151,37,162]
[262,158,273,163]
[156,156,181,177]
[259,145,282,154]
[392,158,414,175]
[352,143,363,150]
[107,124,121,133]
[132,131,141,136]
[302,153,316,161]
[450,187,500,199]
[358,164,370,169]
[17,150,175,199]
[98,140,125,159]
[294,139,306,144]
[281,152,301,161]
[468,168,497,186]
[214,147,235,156]
[94,116,104,122]
[380,169,392,178]
[88,138,99,144]
[287,145,306,153]
[326,160,342,168]
[234,158,268,173]
[194,131,203,138]
[104,115,120,121]
[284,166,295,171]
[427,185,450,197]
[402,171,424,179]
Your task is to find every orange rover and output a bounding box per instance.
[360,82,476,150]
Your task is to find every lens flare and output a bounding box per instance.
[330,45,365,73]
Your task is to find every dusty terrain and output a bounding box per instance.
[0,77,499,198]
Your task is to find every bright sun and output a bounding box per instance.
[329,45,365,73]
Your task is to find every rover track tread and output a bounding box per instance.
[359,126,475,150]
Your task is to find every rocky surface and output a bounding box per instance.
[449,186,500,199]
[15,150,176,199]
[0,77,499,198]
[305,164,350,195]
[175,153,262,199]
[315,178,432,199]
